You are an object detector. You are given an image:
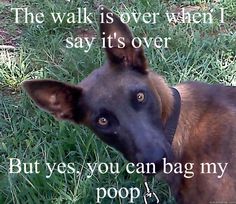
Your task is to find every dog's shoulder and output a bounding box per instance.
[175,81,236,108]
[174,81,236,146]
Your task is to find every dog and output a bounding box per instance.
[23,7,236,204]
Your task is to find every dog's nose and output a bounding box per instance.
[136,147,166,174]
[136,147,166,164]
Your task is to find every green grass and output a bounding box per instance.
[0,0,235,203]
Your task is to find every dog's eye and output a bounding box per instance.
[97,117,109,127]
[137,92,145,103]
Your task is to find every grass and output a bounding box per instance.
[0,0,235,203]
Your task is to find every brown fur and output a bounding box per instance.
[147,71,174,125]
[174,83,236,203]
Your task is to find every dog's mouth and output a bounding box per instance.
[141,160,165,175]
[129,157,167,176]
[131,148,171,175]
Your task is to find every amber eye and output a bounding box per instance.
[137,92,145,102]
[97,117,108,127]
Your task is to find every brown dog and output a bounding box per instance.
[23,7,236,204]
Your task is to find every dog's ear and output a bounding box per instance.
[99,6,147,74]
[22,80,85,122]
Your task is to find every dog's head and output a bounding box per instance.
[23,7,180,172]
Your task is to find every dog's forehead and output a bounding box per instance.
[79,64,147,104]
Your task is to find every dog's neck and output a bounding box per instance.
[173,83,207,158]
[148,72,202,159]
[147,71,174,124]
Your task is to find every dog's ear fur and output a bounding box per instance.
[23,80,85,122]
[99,6,147,74]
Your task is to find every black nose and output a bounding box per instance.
[134,148,165,175]
[136,147,166,174]
[136,147,166,164]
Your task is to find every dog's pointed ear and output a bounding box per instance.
[22,80,85,122]
[99,6,147,74]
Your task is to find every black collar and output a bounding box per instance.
[164,87,181,144]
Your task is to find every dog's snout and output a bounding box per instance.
[135,147,166,174]
[136,146,166,164]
